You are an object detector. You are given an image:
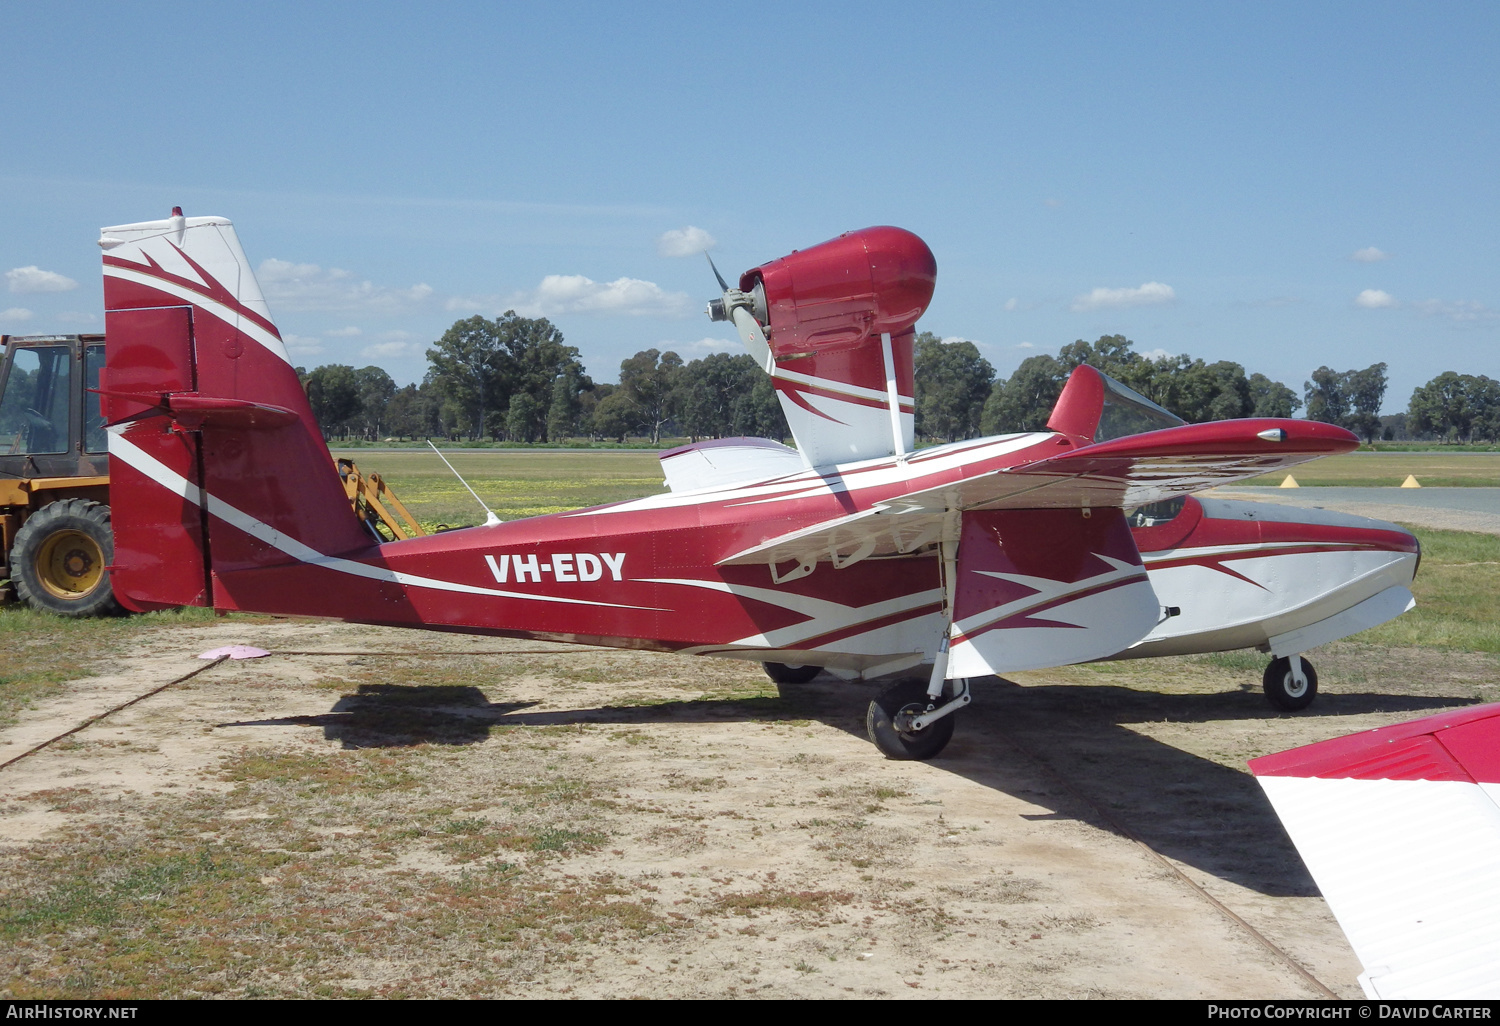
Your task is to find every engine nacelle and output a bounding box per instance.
[741,226,936,361]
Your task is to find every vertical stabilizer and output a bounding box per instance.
[100,211,368,611]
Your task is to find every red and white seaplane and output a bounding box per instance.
[97,213,1418,758]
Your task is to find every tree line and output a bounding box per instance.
[298,312,787,444]
[297,313,1496,445]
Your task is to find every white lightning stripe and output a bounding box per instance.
[1143,540,1380,562]
[107,429,662,611]
[104,264,292,366]
[772,364,913,407]
[957,554,1147,635]
[640,577,944,648]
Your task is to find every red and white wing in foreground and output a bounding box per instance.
[1249,704,1500,999]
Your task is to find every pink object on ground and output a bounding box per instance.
[197,645,270,660]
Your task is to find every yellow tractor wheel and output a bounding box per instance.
[11,499,121,617]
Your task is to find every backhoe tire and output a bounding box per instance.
[11,499,122,618]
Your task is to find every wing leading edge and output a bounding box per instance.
[719,416,1356,570]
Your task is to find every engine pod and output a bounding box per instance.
[742,226,936,361]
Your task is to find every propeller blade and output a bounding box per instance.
[706,252,729,293]
[729,305,772,372]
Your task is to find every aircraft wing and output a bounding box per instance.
[1250,704,1500,999]
[719,417,1353,568]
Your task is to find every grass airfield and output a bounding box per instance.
[1241,450,1500,487]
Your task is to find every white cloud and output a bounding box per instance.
[281,333,324,357]
[1351,246,1390,263]
[1414,298,1495,322]
[361,340,423,359]
[1014,342,1036,350]
[1071,281,1176,312]
[0,307,33,322]
[657,226,717,258]
[1235,295,1301,309]
[6,266,78,293]
[1004,298,1018,311]
[324,325,362,337]
[1139,347,1176,361]
[676,336,739,353]
[1355,289,1397,309]
[257,259,433,313]
[511,274,692,318]
[55,311,98,325]
[1043,198,1062,209]
[445,294,495,313]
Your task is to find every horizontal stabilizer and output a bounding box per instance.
[660,437,806,493]
[1251,704,1500,999]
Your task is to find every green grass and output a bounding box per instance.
[0,848,244,938]
[1241,452,1500,487]
[1188,650,1268,672]
[1364,442,1500,454]
[333,449,666,525]
[0,605,220,730]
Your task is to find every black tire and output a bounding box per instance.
[763,662,820,685]
[866,678,956,761]
[11,499,122,618]
[1263,656,1318,711]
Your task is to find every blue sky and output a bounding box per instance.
[1,1,1495,412]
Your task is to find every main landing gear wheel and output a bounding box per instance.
[866,678,956,761]
[11,499,122,618]
[1263,656,1318,712]
[763,662,820,685]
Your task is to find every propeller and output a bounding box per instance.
[706,252,729,293]
[704,253,773,371]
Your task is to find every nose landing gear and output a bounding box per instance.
[1263,654,1318,711]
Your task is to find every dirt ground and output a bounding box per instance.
[3,614,1496,999]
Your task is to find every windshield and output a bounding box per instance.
[0,346,71,455]
[1094,372,1185,443]
[85,344,106,453]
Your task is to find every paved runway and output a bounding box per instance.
[1211,487,1500,535]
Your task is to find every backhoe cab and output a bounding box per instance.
[0,334,116,615]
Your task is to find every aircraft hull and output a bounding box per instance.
[1122,496,1419,660]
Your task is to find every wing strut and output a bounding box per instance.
[881,332,907,458]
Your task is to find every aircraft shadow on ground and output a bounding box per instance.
[218,676,1476,897]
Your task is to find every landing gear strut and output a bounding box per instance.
[866,537,971,760]
[1263,654,1318,711]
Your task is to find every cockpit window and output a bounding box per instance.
[1128,495,1187,528]
[1094,372,1185,443]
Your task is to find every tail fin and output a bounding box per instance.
[739,227,935,468]
[100,210,367,611]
